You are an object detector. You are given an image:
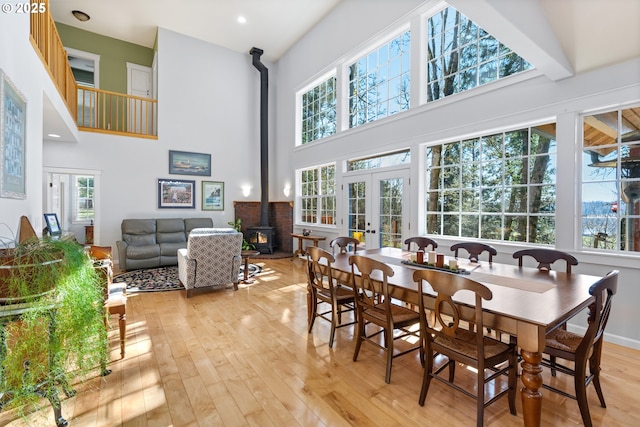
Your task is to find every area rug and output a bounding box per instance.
[113,264,262,292]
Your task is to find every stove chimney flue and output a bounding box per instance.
[250,47,269,227]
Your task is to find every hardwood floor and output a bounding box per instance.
[1,257,638,426]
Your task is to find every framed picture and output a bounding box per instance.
[43,213,62,236]
[0,69,27,199]
[202,181,224,211]
[168,150,211,176]
[157,179,195,209]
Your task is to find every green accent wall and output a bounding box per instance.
[56,23,154,94]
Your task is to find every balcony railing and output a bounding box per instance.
[29,0,157,139]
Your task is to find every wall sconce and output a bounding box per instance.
[242,185,251,197]
[283,184,291,198]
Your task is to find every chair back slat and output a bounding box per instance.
[404,237,438,252]
[513,248,578,273]
[330,236,360,254]
[349,255,393,315]
[450,242,497,263]
[578,270,618,355]
[306,246,335,293]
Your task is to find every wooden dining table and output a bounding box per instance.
[325,247,600,427]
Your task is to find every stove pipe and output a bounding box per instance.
[250,47,269,227]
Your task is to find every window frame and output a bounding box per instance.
[296,70,337,146]
[71,175,95,224]
[297,163,336,226]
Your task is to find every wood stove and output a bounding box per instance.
[247,226,277,254]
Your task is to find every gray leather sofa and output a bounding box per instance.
[116,218,213,270]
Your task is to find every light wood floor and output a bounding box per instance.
[1,257,638,427]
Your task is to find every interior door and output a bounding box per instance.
[343,169,410,249]
[127,62,153,134]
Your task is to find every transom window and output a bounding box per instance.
[348,30,411,128]
[299,164,336,225]
[581,105,640,252]
[347,149,411,171]
[300,75,337,145]
[426,5,532,101]
[425,123,556,243]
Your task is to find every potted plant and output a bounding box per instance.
[0,237,108,425]
[227,218,255,250]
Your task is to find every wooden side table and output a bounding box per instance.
[291,233,326,257]
[240,250,260,286]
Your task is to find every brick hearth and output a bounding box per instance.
[233,201,293,254]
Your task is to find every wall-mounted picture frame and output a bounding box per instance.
[43,213,62,236]
[157,178,195,209]
[168,150,211,176]
[0,68,27,199]
[202,181,224,211]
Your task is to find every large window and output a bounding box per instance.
[426,5,532,102]
[301,75,337,144]
[581,106,640,252]
[299,164,336,225]
[73,175,94,223]
[348,30,411,128]
[425,123,556,243]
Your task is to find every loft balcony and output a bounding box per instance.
[29,0,157,139]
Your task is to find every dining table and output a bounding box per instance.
[324,247,601,427]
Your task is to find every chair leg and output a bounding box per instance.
[118,311,126,359]
[384,327,394,384]
[329,301,339,348]
[477,368,485,427]
[307,291,317,333]
[590,346,607,408]
[508,351,517,415]
[574,359,593,427]
[419,349,434,406]
[550,355,558,376]
[352,311,364,362]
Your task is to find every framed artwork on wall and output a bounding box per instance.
[157,178,195,209]
[168,150,211,176]
[202,181,224,211]
[0,68,27,199]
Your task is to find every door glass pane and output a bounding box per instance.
[348,182,366,245]
[379,178,403,248]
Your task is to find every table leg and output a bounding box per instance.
[520,349,543,426]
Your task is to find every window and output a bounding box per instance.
[299,164,336,225]
[425,123,556,243]
[73,175,94,223]
[347,149,411,171]
[300,75,337,144]
[426,5,532,101]
[581,105,640,252]
[348,30,411,128]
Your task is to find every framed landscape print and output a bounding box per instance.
[169,150,211,176]
[157,179,195,209]
[0,69,27,199]
[202,181,224,211]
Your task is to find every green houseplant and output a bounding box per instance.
[0,237,108,425]
[227,218,255,250]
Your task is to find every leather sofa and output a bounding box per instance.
[177,228,243,297]
[116,218,213,270]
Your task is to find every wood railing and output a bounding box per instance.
[77,86,157,138]
[29,0,157,138]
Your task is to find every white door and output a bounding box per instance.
[127,62,153,134]
[343,169,410,249]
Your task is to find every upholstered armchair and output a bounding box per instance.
[177,228,243,297]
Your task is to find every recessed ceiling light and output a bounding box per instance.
[237,16,247,24]
[47,133,61,138]
[72,10,90,22]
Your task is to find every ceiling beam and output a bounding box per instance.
[447,0,574,81]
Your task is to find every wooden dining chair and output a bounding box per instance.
[306,246,356,348]
[413,269,517,427]
[349,255,422,384]
[450,242,497,263]
[512,248,578,273]
[541,270,618,427]
[404,236,438,252]
[330,236,360,254]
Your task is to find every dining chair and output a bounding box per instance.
[330,236,360,254]
[349,255,422,384]
[404,236,438,252]
[540,270,618,427]
[306,246,356,348]
[413,269,517,427]
[512,248,578,273]
[450,242,497,263]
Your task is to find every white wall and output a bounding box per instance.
[42,28,267,253]
[273,0,640,348]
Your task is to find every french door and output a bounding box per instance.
[343,169,410,249]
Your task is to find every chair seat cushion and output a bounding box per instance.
[434,330,511,359]
[364,303,420,325]
[545,328,582,353]
[127,244,160,260]
[317,285,354,302]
